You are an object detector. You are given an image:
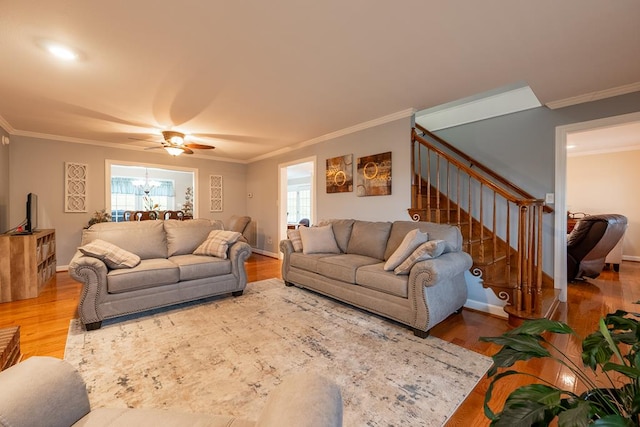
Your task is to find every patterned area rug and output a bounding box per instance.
[64,278,491,426]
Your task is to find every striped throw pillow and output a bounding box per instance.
[79,239,141,269]
[193,230,243,259]
[287,229,303,252]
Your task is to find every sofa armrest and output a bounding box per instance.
[228,241,252,287]
[69,250,109,325]
[409,250,473,287]
[256,373,343,427]
[0,357,90,427]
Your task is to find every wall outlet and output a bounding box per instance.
[267,236,273,245]
[545,193,555,204]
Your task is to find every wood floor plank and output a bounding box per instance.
[1,254,637,425]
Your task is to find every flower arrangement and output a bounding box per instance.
[183,187,193,217]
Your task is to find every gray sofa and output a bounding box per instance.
[0,356,343,427]
[69,219,252,330]
[280,219,472,337]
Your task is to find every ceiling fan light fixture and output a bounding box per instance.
[162,130,185,146]
[164,146,184,156]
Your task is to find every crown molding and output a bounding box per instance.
[248,108,416,163]
[568,143,640,158]
[12,130,247,163]
[546,81,640,110]
[0,114,15,134]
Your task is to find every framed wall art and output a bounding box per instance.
[326,154,353,193]
[356,151,391,197]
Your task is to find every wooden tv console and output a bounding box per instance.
[0,229,56,302]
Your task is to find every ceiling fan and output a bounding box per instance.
[142,130,215,156]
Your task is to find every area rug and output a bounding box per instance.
[64,278,492,426]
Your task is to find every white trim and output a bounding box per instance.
[554,111,640,303]
[568,143,640,157]
[0,114,14,133]
[251,248,279,259]
[278,156,317,257]
[249,108,415,163]
[624,256,640,262]
[546,82,640,110]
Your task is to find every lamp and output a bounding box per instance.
[164,146,184,156]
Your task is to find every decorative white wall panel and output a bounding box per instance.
[65,162,88,212]
[209,175,223,212]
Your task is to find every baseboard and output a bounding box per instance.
[251,248,279,259]
[623,255,640,262]
[464,299,508,318]
[56,265,69,272]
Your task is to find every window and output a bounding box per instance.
[287,188,311,223]
[107,162,197,221]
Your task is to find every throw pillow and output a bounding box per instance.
[193,230,243,259]
[79,239,141,269]
[383,229,429,271]
[393,239,447,275]
[287,229,303,252]
[299,224,340,254]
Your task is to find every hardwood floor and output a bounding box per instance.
[1,254,638,425]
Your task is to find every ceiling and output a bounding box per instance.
[1,1,639,163]
[568,121,640,156]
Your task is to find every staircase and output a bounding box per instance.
[408,124,557,323]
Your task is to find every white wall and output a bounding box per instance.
[9,135,248,266]
[567,149,640,259]
[247,116,413,256]
[0,127,9,233]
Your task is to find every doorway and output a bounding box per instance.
[278,157,316,251]
[554,111,640,302]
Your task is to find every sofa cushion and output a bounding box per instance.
[107,258,180,293]
[299,225,340,254]
[289,252,334,272]
[287,229,303,252]
[394,240,447,275]
[227,215,251,233]
[82,220,168,260]
[356,263,409,298]
[164,219,219,256]
[316,254,381,283]
[79,239,141,269]
[383,229,429,271]
[193,230,243,259]
[384,221,463,260]
[169,254,232,281]
[346,221,392,260]
[317,219,355,253]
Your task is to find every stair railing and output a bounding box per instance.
[409,124,549,317]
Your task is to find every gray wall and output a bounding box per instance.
[247,116,412,255]
[8,135,247,266]
[0,128,9,233]
[434,91,640,271]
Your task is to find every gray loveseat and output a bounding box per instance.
[69,219,252,330]
[280,219,472,337]
[0,356,343,427]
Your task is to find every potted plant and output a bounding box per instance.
[480,310,640,426]
[87,209,112,227]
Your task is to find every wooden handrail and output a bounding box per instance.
[414,124,553,213]
[413,129,543,207]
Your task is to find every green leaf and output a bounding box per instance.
[602,362,640,379]
[600,318,626,365]
[491,384,563,427]
[583,332,615,369]
[591,414,636,426]
[508,318,575,336]
[557,400,592,427]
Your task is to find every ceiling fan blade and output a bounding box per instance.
[143,146,164,151]
[184,142,215,150]
[129,136,157,142]
[182,147,194,154]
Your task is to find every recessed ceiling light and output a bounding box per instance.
[46,43,78,61]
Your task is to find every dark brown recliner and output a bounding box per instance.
[567,214,627,281]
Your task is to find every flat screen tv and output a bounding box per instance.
[26,193,38,233]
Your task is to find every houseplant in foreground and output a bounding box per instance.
[480,310,640,426]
